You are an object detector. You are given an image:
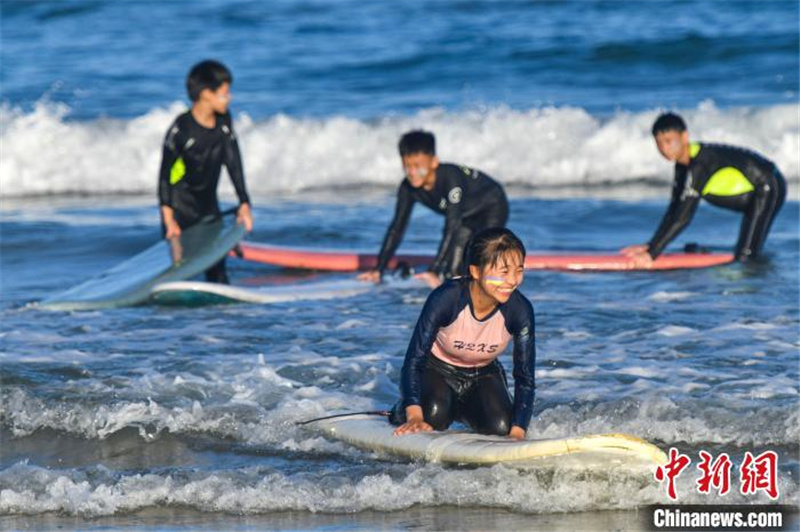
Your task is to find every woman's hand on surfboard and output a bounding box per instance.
[237,203,253,232]
[415,271,443,289]
[508,426,526,440]
[357,270,382,283]
[394,405,433,435]
[394,419,434,435]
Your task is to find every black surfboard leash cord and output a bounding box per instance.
[296,410,391,426]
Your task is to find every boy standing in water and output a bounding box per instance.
[359,130,509,288]
[158,60,253,284]
[623,112,786,267]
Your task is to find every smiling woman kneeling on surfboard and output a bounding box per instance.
[391,228,535,440]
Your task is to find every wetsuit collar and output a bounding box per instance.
[189,109,219,131]
[466,280,502,322]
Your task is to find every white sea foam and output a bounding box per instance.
[616,366,661,378]
[712,321,779,332]
[1,101,797,199]
[2,371,796,447]
[0,460,795,517]
[530,395,796,447]
[656,325,696,337]
[647,291,696,303]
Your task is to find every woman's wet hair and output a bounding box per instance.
[187,60,233,102]
[466,227,526,271]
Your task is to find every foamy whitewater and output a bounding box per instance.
[1,0,798,529]
[1,196,798,522]
[1,101,798,198]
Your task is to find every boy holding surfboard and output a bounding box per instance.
[158,60,253,284]
[391,228,535,440]
[359,130,509,288]
[622,112,786,267]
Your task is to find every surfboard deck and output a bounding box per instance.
[235,241,734,272]
[40,217,246,311]
[149,278,373,306]
[309,415,667,469]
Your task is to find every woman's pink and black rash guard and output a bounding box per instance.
[400,277,536,430]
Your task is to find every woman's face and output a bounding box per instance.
[470,251,525,304]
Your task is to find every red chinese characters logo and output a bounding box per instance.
[654,447,692,501]
[654,448,780,501]
[696,450,732,496]
[740,450,779,499]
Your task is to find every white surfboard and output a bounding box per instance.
[149,278,374,306]
[310,415,667,469]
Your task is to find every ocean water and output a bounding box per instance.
[1,0,798,529]
[1,0,798,198]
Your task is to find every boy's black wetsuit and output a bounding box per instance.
[376,164,508,278]
[648,143,786,261]
[158,111,250,283]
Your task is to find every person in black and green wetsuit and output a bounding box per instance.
[358,130,509,289]
[622,112,786,266]
[158,60,253,284]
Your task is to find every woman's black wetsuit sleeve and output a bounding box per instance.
[507,296,536,430]
[399,284,457,408]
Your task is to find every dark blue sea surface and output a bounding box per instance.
[0,0,798,527]
[1,0,798,119]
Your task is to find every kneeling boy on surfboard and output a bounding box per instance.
[158,60,254,284]
[358,130,509,288]
[391,228,535,440]
[622,112,786,267]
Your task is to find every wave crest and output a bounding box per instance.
[1,101,797,199]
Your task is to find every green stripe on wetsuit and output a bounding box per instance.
[691,143,755,197]
[170,157,186,185]
[702,167,755,196]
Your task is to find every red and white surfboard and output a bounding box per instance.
[233,242,734,272]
